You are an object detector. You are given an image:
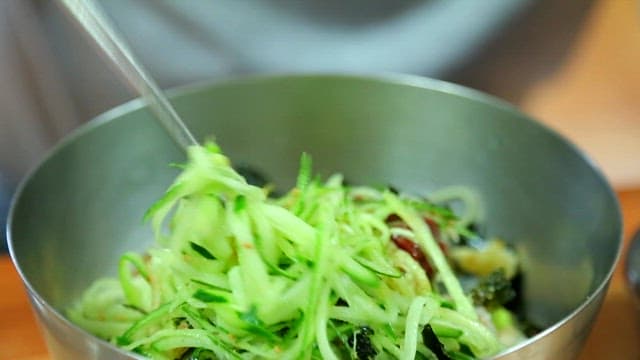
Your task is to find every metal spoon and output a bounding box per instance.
[57,0,198,151]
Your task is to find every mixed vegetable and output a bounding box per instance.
[69,142,528,359]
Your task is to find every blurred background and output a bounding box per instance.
[1,0,639,251]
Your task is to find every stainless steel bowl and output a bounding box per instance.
[8,74,622,359]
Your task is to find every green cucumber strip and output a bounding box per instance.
[354,256,403,278]
[341,255,381,287]
[431,322,464,339]
[239,305,279,342]
[384,192,476,320]
[117,301,177,346]
[192,288,230,303]
[296,152,312,190]
[190,242,216,260]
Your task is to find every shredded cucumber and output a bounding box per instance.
[68,142,522,359]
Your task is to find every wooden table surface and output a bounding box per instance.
[2,189,640,359]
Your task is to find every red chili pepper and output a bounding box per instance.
[391,234,434,277]
[386,213,448,277]
[424,217,440,242]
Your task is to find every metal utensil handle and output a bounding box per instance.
[58,0,198,151]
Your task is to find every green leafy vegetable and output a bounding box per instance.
[68,142,526,359]
[470,269,516,309]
